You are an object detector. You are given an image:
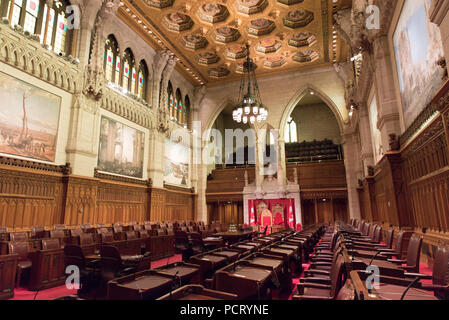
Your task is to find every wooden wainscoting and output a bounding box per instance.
[0,158,196,229]
[358,80,449,264]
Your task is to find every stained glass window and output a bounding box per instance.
[131,66,136,94]
[104,35,119,84]
[138,70,144,98]
[11,0,22,26]
[123,61,129,90]
[23,0,38,33]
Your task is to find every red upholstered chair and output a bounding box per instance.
[79,233,94,246]
[384,235,423,273]
[293,252,345,300]
[8,241,32,287]
[101,232,115,243]
[125,231,137,240]
[42,238,61,250]
[31,226,46,239]
[9,232,28,242]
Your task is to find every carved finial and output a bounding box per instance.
[389,133,400,151]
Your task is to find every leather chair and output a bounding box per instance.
[79,233,94,246]
[384,235,423,273]
[53,224,66,230]
[125,231,137,240]
[42,238,61,250]
[50,229,66,247]
[293,252,345,300]
[64,245,101,298]
[99,245,137,278]
[101,232,115,243]
[31,226,46,239]
[9,232,28,242]
[175,230,193,260]
[8,241,32,287]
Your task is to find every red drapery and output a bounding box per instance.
[248,199,296,229]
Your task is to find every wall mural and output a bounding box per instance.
[98,116,145,178]
[393,0,445,128]
[164,138,190,186]
[0,72,61,162]
[369,95,383,163]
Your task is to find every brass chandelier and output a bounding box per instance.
[232,44,268,124]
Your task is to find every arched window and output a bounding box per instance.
[3,0,73,54]
[104,35,119,84]
[285,116,297,143]
[137,60,148,100]
[122,48,135,92]
[167,82,174,118]
[175,89,182,123]
[183,95,190,128]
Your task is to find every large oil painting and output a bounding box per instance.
[393,0,445,128]
[369,95,383,163]
[164,138,190,186]
[0,72,61,162]
[98,116,145,178]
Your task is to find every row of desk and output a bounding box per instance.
[105,226,325,300]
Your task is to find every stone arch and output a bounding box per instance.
[278,85,344,141]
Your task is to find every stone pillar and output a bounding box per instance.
[342,132,362,219]
[358,103,375,175]
[147,128,165,188]
[65,94,100,177]
[372,35,402,148]
[430,0,449,64]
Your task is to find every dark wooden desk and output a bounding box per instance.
[214,231,255,244]
[215,261,274,299]
[28,248,66,291]
[209,248,241,261]
[190,253,228,280]
[153,262,200,286]
[157,285,238,300]
[107,270,174,300]
[0,254,18,300]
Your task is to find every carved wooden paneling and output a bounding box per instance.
[0,165,65,229]
[97,181,149,224]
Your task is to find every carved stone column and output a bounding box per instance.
[342,131,362,219]
[372,34,402,149]
[429,0,449,65]
[358,103,375,175]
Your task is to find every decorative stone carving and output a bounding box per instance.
[247,18,275,36]
[292,49,319,63]
[83,0,121,101]
[437,58,448,81]
[389,134,400,151]
[143,0,174,8]
[234,0,268,15]
[162,12,194,32]
[263,55,286,68]
[196,51,219,65]
[208,65,230,78]
[212,26,240,43]
[225,44,248,59]
[288,32,316,47]
[197,3,229,24]
[283,10,314,29]
[181,34,208,50]
[256,38,282,53]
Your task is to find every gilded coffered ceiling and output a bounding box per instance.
[118,0,351,86]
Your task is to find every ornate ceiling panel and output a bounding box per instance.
[119,0,351,86]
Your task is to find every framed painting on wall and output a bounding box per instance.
[393,0,445,128]
[97,116,145,178]
[164,138,190,186]
[0,72,61,162]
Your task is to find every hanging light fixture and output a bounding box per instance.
[233,44,268,124]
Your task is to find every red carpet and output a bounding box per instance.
[9,254,183,300]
